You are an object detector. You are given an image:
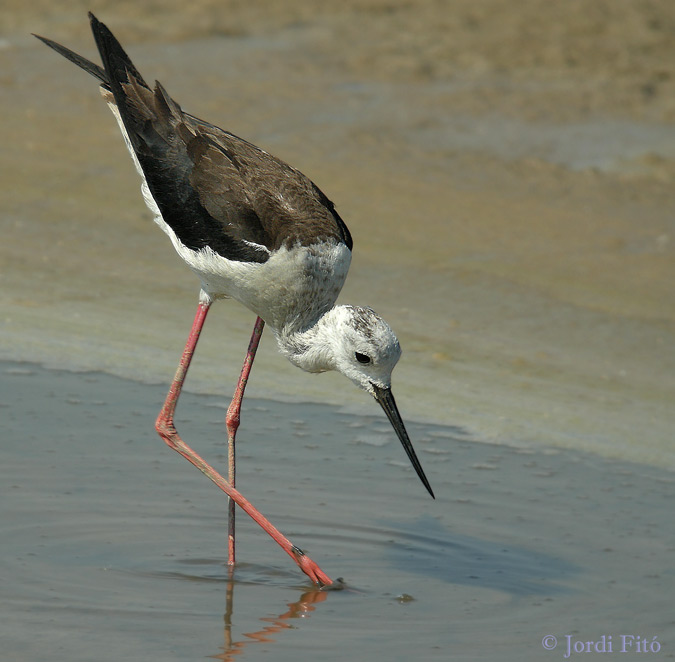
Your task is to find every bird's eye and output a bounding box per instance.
[355,352,371,364]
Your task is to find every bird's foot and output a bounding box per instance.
[291,545,334,587]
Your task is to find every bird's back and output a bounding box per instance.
[36,14,354,329]
[88,15,350,261]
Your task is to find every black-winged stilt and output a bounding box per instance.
[35,13,434,587]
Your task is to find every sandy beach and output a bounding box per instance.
[2,0,673,467]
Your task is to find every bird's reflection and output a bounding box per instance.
[212,568,335,661]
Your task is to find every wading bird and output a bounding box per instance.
[35,13,434,586]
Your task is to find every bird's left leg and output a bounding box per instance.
[225,316,265,565]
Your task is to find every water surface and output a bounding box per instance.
[2,362,672,661]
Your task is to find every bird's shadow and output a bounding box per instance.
[382,514,577,596]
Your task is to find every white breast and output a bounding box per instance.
[185,241,352,332]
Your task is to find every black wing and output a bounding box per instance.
[35,13,352,263]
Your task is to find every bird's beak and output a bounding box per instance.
[372,384,435,499]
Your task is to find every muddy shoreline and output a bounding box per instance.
[1,1,673,468]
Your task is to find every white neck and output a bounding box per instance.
[273,307,343,373]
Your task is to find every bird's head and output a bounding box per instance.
[286,305,434,498]
[326,305,402,395]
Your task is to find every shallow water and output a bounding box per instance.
[2,361,673,661]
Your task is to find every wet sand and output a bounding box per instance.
[2,1,674,467]
[1,1,674,659]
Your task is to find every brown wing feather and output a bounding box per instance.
[37,13,353,261]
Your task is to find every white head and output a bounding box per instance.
[278,305,434,498]
[326,305,402,393]
[280,305,398,383]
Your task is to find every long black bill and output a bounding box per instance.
[372,385,435,499]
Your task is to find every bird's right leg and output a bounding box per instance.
[155,293,332,587]
[225,316,265,567]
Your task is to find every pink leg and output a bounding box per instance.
[225,315,265,566]
[155,297,333,587]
